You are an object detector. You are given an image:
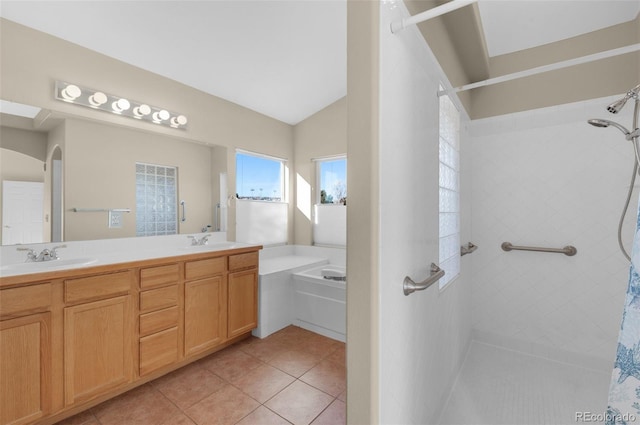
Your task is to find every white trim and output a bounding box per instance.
[235,148,287,163]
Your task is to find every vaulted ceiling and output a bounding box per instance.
[1,1,639,123]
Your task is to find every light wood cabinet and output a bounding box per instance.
[63,295,133,405]
[0,246,260,425]
[138,264,180,377]
[228,252,258,339]
[0,312,51,425]
[184,275,226,356]
[228,270,258,338]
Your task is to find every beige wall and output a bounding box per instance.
[0,125,47,161]
[0,18,294,243]
[63,118,222,241]
[293,97,347,245]
[346,1,380,423]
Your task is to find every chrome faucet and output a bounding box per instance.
[17,244,67,262]
[188,234,211,246]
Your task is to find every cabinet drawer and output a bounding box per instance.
[139,306,179,337]
[65,271,133,304]
[185,257,225,281]
[140,263,180,289]
[139,285,178,313]
[139,327,178,376]
[228,252,258,271]
[0,283,52,318]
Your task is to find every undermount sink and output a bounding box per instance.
[0,257,98,273]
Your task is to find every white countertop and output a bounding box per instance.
[0,233,261,278]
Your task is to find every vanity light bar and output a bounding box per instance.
[54,81,188,130]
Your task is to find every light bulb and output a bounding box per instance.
[112,98,130,113]
[170,115,188,127]
[133,104,151,118]
[88,92,107,107]
[61,84,81,101]
[152,109,170,122]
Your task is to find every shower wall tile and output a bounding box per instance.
[468,97,634,367]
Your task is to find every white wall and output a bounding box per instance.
[377,2,472,423]
[469,95,635,369]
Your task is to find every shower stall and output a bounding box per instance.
[350,1,640,423]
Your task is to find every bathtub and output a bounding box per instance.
[292,265,346,342]
[254,245,346,340]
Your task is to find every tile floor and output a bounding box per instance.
[57,326,346,425]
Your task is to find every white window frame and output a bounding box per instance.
[314,155,347,205]
[235,149,287,203]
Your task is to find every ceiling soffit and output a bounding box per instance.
[403,1,640,120]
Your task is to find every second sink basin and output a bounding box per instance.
[0,257,98,273]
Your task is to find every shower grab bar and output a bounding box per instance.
[460,242,477,256]
[501,242,577,257]
[73,208,131,213]
[403,263,445,296]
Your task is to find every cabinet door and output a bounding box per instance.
[184,276,225,357]
[0,312,51,425]
[228,270,258,338]
[64,296,133,406]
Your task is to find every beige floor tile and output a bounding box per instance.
[91,384,179,425]
[311,399,346,425]
[153,363,227,410]
[199,345,263,382]
[300,359,346,397]
[232,364,296,403]
[268,349,323,378]
[185,384,259,425]
[265,380,334,425]
[235,406,292,425]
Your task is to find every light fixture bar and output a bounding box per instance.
[54,81,188,130]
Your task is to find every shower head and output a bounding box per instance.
[588,118,637,140]
[607,84,640,114]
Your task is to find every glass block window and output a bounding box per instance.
[136,162,178,237]
[439,87,460,289]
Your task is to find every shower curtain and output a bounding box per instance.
[608,197,640,425]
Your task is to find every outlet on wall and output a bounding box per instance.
[109,211,123,229]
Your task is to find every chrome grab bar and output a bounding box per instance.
[73,208,131,213]
[501,242,577,256]
[460,242,477,256]
[403,263,445,296]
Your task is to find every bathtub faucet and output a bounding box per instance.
[188,234,211,246]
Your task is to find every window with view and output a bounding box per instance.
[317,157,347,205]
[236,151,284,201]
[235,150,288,245]
[314,156,347,247]
[438,87,460,289]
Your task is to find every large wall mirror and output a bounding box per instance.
[0,102,227,246]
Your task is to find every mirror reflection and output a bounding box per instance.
[0,103,227,245]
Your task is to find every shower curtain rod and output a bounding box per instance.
[442,43,640,95]
[390,0,477,33]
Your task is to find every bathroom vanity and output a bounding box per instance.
[0,243,260,425]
